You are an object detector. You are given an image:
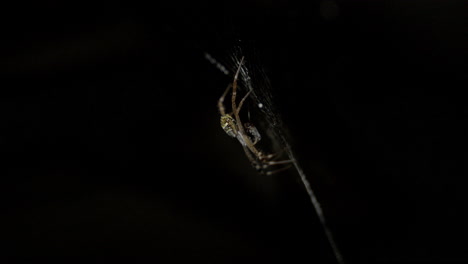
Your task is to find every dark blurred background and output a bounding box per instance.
[1,0,466,262]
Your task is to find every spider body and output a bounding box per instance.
[221,114,261,147]
[217,57,292,175]
[244,122,261,145]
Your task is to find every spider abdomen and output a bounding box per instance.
[220,114,237,138]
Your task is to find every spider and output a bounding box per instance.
[218,56,292,175]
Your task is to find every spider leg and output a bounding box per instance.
[261,149,293,166]
[264,164,293,176]
[264,147,288,161]
[241,144,262,170]
[236,89,252,116]
[218,84,232,115]
[231,56,244,112]
[264,159,293,166]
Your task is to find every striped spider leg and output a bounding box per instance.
[218,57,292,175]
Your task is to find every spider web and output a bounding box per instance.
[206,46,344,264]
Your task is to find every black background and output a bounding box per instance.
[1,0,466,262]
